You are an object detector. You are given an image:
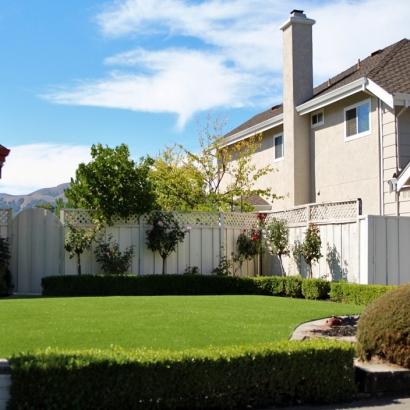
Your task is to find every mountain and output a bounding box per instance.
[0,183,70,214]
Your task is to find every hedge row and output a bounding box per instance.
[329,281,394,306]
[8,340,356,410]
[41,274,394,305]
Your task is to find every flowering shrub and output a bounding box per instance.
[236,229,263,263]
[265,218,289,277]
[64,223,99,275]
[293,223,323,278]
[0,236,13,296]
[94,234,135,275]
[146,211,190,274]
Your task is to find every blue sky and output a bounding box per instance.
[0,0,409,195]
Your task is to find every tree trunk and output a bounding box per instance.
[279,254,286,277]
[77,252,82,275]
[162,257,166,275]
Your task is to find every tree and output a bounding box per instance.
[265,218,289,277]
[65,144,156,226]
[35,203,55,213]
[293,223,323,278]
[64,223,98,275]
[151,114,277,211]
[146,211,190,274]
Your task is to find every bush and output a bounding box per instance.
[329,281,394,306]
[94,234,135,274]
[356,283,410,368]
[302,279,331,300]
[0,236,13,296]
[8,340,356,409]
[284,275,303,298]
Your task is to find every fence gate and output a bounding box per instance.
[11,208,63,294]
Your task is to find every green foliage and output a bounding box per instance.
[329,281,394,306]
[284,275,303,298]
[302,279,331,300]
[236,228,263,262]
[64,223,99,275]
[65,143,156,226]
[94,234,135,275]
[265,218,289,276]
[8,340,356,410]
[0,236,13,296]
[293,223,323,278]
[35,202,55,212]
[183,266,200,275]
[146,211,190,274]
[211,253,238,276]
[151,114,276,211]
[356,283,410,367]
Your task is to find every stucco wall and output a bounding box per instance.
[309,92,380,215]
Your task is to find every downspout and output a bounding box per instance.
[379,99,384,215]
[396,102,409,216]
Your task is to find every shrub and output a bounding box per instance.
[236,228,263,264]
[253,276,285,296]
[302,279,331,300]
[356,283,410,368]
[265,218,289,277]
[94,234,135,275]
[284,275,303,298]
[330,282,394,306]
[8,340,356,409]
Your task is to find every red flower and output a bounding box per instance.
[257,213,266,220]
[252,234,258,240]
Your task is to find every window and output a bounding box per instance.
[274,133,284,161]
[344,99,371,140]
[311,110,324,128]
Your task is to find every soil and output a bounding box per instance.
[311,325,357,337]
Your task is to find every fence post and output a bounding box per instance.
[220,212,225,264]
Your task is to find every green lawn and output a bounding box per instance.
[0,295,364,358]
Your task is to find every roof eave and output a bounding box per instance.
[394,93,410,107]
[223,114,283,146]
[296,77,397,114]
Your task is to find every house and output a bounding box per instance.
[224,10,410,217]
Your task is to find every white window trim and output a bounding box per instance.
[311,109,324,128]
[344,98,372,142]
[273,132,284,162]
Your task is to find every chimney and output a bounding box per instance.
[280,10,315,206]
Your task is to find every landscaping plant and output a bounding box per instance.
[94,234,135,275]
[64,223,98,275]
[146,211,190,274]
[236,228,263,265]
[357,282,410,368]
[0,236,13,296]
[265,217,289,277]
[293,223,323,278]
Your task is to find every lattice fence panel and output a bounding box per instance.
[310,201,358,221]
[224,213,258,228]
[266,207,307,225]
[0,209,10,224]
[64,210,94,225]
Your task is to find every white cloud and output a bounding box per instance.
[0,144,91,196]
[43,0,410,128]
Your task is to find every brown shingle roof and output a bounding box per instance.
[226,39,410,138]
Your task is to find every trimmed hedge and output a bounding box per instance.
[329,281,394,306]
[302,279,331,300]
[8,340,356,410]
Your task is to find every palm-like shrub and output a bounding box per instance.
[356,283,410,368]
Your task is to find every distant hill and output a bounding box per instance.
[0,183,70,214]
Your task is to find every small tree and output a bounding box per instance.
[65,143,156,226]
[146,211,190,274]
[293,223,323,278]
[64,223,98,275]
[266,218,289,277]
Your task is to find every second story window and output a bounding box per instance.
[311,110,324,128]
[274,133,284,161]
[344,99,371,140]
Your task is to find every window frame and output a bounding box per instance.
[311,109,324,128]
[344,98,371,142]
[273,132,284,162]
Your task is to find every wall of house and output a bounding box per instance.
[382,102,397,216]
[397,109,410,216]
[309,92,380,215]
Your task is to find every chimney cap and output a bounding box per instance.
[280,10,315,31]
